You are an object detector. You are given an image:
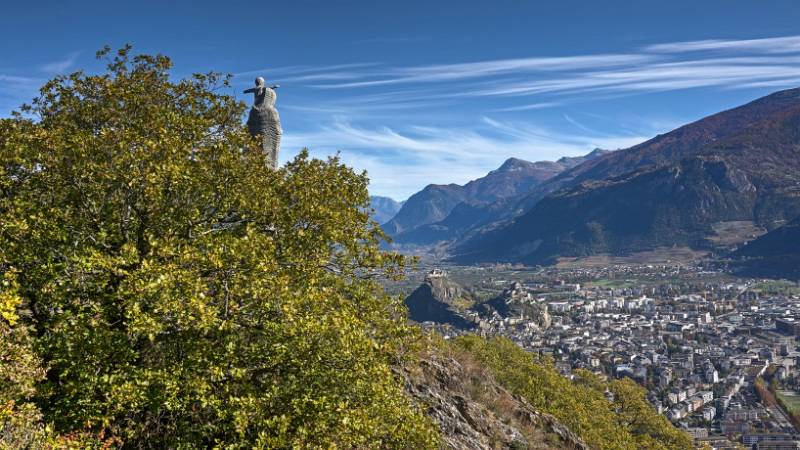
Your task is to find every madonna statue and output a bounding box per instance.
[244,76,281,168]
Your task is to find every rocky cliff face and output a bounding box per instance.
[401,350,589,450]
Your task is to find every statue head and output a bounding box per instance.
[255,77,265,87]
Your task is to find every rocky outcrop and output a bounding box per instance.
[404,272,476,329]
[400,351,588,450]
[479,282,551,330]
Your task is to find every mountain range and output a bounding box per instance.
[380,87,800,274]
[383,149,609,245]
[369,196,404,224]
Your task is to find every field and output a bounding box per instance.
[588,279,640,289]
[707,221,767,248]
[751,281,800,296]
[777,390,800,414]
[554,247,708,268]
[381,256,752,299]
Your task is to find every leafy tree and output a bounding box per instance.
[0,46,438,449]
[607,377,693,449]
[0,322,48,449]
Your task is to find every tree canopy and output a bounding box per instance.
[0,46,438,449]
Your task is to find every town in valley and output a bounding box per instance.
[396,260,800,449]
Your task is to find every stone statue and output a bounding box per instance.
[244,77,282,169]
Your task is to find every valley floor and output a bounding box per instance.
[393,261,800,449]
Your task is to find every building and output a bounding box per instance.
[700,406,716,421]
[776,318,800,336]
[686,427,708,439]
[756,442,800,450]
[744,434,799,446]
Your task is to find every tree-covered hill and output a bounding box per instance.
[0,46,437,449]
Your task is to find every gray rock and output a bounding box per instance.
[479,282,552,330]
[400,351,589,449]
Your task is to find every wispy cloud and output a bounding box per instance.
[0,74,40,86]
[280,117,654,199]
[309,54,652,89]
[563,114,603,135]
[1,51,80,111]
[40,51,81,74]
[234,63,380,82]
[645,35,800,54]
[266,35,800,107]
[0,74,43,111]
[492,101,561,112]
[242,34,800,198]
[1,51,80,110]
[467,59,800,99]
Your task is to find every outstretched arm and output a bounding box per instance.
[243,87,258,94]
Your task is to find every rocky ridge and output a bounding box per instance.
[401,350,589,450]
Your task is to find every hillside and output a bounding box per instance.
[413,336,694,450]
[452,88,800,265]
[402,345,589,450]
[383,184,468,234]
[731,215,800,280]
[391,198,512,245]
[513,88,800,213]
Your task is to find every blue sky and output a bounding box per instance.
[3,1,800,200]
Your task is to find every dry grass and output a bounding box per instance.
[707,221,767,247]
